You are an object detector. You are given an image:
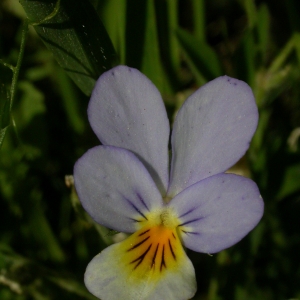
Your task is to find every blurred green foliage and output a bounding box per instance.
[0,0,300,299]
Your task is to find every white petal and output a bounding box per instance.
[85,225,196,300]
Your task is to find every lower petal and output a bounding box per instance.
[85,225,196,300]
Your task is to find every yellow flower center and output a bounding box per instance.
[117,207,185,282]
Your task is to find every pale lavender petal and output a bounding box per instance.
[88,66,170,195]
[169,173,264,253]
[74,146,164,233]
[168,76,258,197]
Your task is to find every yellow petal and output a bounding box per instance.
[85,225,196,300]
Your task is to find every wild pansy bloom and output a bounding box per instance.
[74,65,264,300]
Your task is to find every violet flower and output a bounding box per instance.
[74,65,264,300]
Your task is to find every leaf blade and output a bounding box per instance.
[20,0,117,95]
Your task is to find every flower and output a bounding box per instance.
[74,65,264,300]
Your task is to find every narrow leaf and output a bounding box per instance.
[176,27,222,82]
[0,127,8,150]
[235,31,256,87]
[244,0,257,29]
[0,65,11,149]
[257,4,270,64]
[96,0,127,64]
[191,0,205,41]
[141,0,172,94]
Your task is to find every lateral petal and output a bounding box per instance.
[169,173,264,253]
[168,76,258,196]
[85,225,196,300]
[74,146,164,233]
[88,66,170,195]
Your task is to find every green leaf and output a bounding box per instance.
[0,127,8,150]
[96,0,127,64]
[191,0,205,41]
[29,192,66,263]
[0,65,11,149]
[276,161,300,200]
[140,0,172,94]
[155,0,181,89]
[0,93,10,130]
[268,35,296,74]
[235,31,256,87]
[243,0,257,29]
[176,27,222,83]
[54,68,85,134]
[20,0,117,96]
[257,4,270,64]
[293,32,300,64]
[125,0,173,94]
[17,80,46,126]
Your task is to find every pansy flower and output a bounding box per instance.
[74,65,264,300]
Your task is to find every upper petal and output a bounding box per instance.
[88,65,170,195]
[73,146,164,233]
[168,76,258,197]
[169,173,264,253]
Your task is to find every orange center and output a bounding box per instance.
[116,208,186,282]
[126,226,181,273]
